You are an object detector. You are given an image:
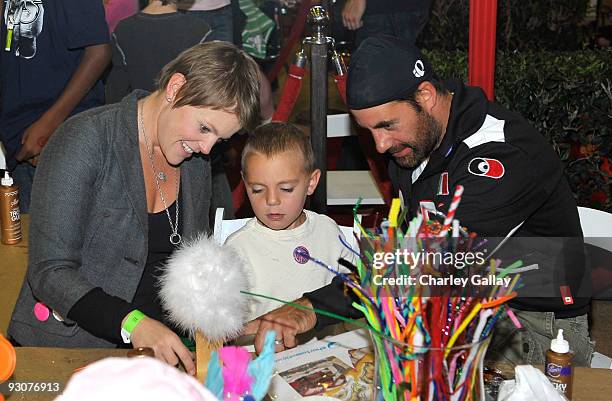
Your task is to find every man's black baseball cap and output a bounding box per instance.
[347,35,434,110]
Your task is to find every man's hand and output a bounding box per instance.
[15,116,57,164]
[342,0,366,30]
[130,317,196,375]
[243,298,317,354]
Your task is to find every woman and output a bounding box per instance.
[7,41,261,375]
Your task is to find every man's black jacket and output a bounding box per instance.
[305,80,589,329]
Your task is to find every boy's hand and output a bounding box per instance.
[130,317,196,375]
[243,298,317,354]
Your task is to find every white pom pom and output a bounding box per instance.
[159,233,250,341]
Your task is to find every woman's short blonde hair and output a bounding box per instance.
[157,41,261,132]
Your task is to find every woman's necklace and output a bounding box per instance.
[138,100,182,245]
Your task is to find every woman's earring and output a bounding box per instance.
[166,96,173,103]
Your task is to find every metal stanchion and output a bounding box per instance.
[305,6,332,214]
[331,48,347,103]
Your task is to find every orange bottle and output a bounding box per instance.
[545,329,573,399]
[0,171,22,245]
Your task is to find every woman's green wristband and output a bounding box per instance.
[120,309,146,344]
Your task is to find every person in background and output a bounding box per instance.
[103,0,139,33]
[176,0,234,43]
[105,0,211,103]
[8,42,261,374]
[342,0,431,47]
[0,0,111,213]
[174,0,274,121]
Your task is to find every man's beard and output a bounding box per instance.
[388,111,443,168]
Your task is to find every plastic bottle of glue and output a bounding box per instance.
[545,329,573,399]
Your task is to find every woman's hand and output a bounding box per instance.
[130,317,195,375]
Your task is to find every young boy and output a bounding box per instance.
[226,122,353,320]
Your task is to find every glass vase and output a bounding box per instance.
[372,333,492,401]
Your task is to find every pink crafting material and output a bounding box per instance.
[439,185,464,237]
[382,299,400,339]
[219,346,253,401]
[34,302,49,321]
[384,339,404,387]
[393,307,407,328]
[448,349,467,386]
[381,300,404,386]
[505,308,522,328]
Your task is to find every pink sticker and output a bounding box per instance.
[34,302,50,321]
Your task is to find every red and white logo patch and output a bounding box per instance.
[468,157,505,179]
[560,285,574,305]
[438,172,450,195]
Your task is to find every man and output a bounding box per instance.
[245,35,592,366]
[0,0,111,212]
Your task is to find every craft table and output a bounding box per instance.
[3,346,612,401]
[4,347,126,400]
[3,217,612,401]
[0,215,29,337]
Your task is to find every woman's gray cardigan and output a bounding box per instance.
[8,91,211,347]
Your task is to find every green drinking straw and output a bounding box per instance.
[240,291,405,347]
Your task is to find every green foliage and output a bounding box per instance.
[423,49,612,210]
[420,0,593,51]
[421,0,470,51]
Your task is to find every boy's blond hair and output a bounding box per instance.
[241,122,316,175]
[157,41,260,132]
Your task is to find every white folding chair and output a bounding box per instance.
[578,207,612,301]
[577,207,612,365]
[213,208,250,245]
[578,206,612,251]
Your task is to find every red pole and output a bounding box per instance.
[468,0,498,101]
[271,64,306,122]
